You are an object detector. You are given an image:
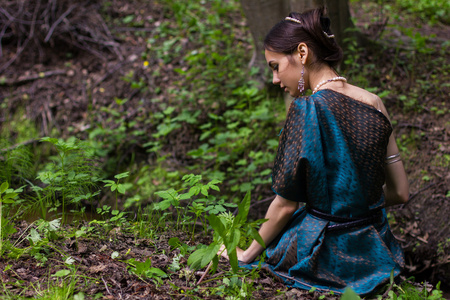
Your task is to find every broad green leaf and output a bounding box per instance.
[48,219,61,231]
[189,186,200,197]
[163,106,176,115]
[211,254,219,274]
[154,199,172,210]
[168,237,181,248]
[179,192,191,200]
[187,148,204,157]
[340,287,361,300]
[117,184,126,194]
[188,242,220,270]
[52,269,71,277]
[29,228,41,244]
[235,191,251,226]
[227,246,239,272]
[13,186,25,193]
[147,267,167,277]
[1,196,16,204]
[199,131,212,141]
[155,189,177,200]
[200,186,209,196]
[40,137,59,145]
[0,182,8,194]
[227,228,241,251]
[208,182,220,191]
[75,229,86,238]
[250,227,265,249]
[114,172,130,179]
[187,247,208,269]
[201,243,221,268]
[134,258,152,275]
[209,179,221,185]
[208,214,225,237]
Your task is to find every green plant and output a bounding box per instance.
[90,205,128,235]
[0,182,21,255]
[35,137,101,222]
[126,257,168,285]
[153,174,232,234]
[216,274,256,300]
[340,287,361,299]
[29,268,83,300]
[188,191,266,274]
[102,171,130,210]
[0,142,34,185]
[376,271,445,300]
[394,0,449,24]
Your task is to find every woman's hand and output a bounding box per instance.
[218,195,298,266]
[218,245,251,264]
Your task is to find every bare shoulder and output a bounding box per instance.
[343,84,382,109]
[348,85,392,121]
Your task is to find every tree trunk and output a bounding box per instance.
[290,0,324,13]
[240,0,291,84]
[325,0,355,49]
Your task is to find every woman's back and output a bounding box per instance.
[272,89,392,217]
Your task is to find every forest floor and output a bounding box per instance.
[0,0,449,299]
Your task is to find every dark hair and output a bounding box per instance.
[264,7,343,69]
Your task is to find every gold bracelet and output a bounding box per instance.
[386,157,402,165]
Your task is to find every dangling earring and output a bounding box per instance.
[298,64,305,94]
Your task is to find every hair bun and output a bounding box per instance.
[320,16,331,34]
[264,7,343,69]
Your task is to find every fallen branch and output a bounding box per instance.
[101,276,112,296]
[0,70,66,86]
[0,37,31,74]
[44,4,77,42]
[406,182,437,204]
[196,261,213,285]
[93,61,128,87]
[0,139,39,153]
[0,0,122,72]
[112,27,154,32]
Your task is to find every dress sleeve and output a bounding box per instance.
[271,97,326,203]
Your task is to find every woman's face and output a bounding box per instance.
[265,49,302,97]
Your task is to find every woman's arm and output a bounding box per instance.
[376,97,409,206]
[384,133,409,206]
[226,195,299,264]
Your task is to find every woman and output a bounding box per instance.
[220,8,409,295]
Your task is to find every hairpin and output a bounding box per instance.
[323,31,335,38]
[285,17,302,24]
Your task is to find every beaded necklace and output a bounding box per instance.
[312,76,347,94]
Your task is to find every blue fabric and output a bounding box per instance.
[242,90,405,295]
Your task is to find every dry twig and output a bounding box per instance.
[0,0,121,73]
[0,69,66,86]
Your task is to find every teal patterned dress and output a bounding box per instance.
[243,89,405,295]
